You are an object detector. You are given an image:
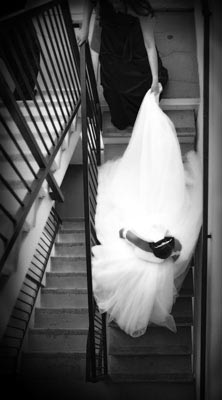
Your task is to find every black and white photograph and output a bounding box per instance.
[0,1,221,399]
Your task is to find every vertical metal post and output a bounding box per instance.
[80,42,97,382]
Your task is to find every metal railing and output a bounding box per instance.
[80,40,108,382]
[0,0,81,272]
[0,207,61,375]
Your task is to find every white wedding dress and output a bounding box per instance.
[92,89,202,337]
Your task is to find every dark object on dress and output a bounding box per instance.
[98,0,168,129]
[119,229,176,259]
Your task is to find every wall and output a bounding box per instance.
[192,1,222,399]
[194,0,204,161]
[55,165,84,219]
[206,0,222,399]
[193,2,204,398]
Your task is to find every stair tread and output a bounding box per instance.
[102,109,196,138]
[51,255,86,260]
[101,98,200,114]
[109,297,193,330]
[36,307,88,315]
[23,351,86,357]
[109,325,192,355]
[29,328,88,334]
[41,288,87,293]
[55,242,85,246]
[59,228,85,233]
[109,353,193,380]
[61,218,85,221]
[110,372,194,383]
[46,271,86,276]
[35,307,88,312]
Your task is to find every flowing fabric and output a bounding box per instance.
[92,89,202,337]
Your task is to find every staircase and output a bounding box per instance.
[97,1,199,399]
[20,217,88,382]
[101,109,197,398]
[0,92,79,266]
[1,0,202,398]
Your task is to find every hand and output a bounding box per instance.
[150,81,160,96]
[76,26,89,46]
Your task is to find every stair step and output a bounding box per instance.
[40,288,88,308]
[150,0,194,10]
[0,132,58,158]
[100,97,200,114]
[0,178,45,192]
[102,109,196,138]
[54,242,86,257]
[109,295,193,331]
[110,372,194,383]
[20,352,86,380]
[46,271,87,289]
[0,160,39,181]
[0,184,47,217]
[35,91,76,104]
[50,256,86,272]
[56,231,85,243]
[103,135,195,145]
[35,307,88,329]
[18,103,71,120]
[160,98,199,110]
[0,152,58,172]
[104,142,194,162]
[28,328,88,352]
[0,111,65,141]
[109,325,192,355]
[61,218,85,230]
[109,354,192,381]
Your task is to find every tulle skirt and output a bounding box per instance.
[92,89,202,337]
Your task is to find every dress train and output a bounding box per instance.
[92,89,202,337]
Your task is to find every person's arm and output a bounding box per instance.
[139,15,159,95]
[77,0,94,46]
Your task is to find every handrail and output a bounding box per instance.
[80,39,108,382]
[0,0,81,272]
[0,207,61,375]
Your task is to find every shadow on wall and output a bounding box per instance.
[55,165,84,219]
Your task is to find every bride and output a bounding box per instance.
[91,85,202,337]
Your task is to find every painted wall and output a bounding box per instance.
[193,3,204,398]
[55,165,84,219]
[206,0,222,399]
[194,0,204,162]
[190,1,222,399]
